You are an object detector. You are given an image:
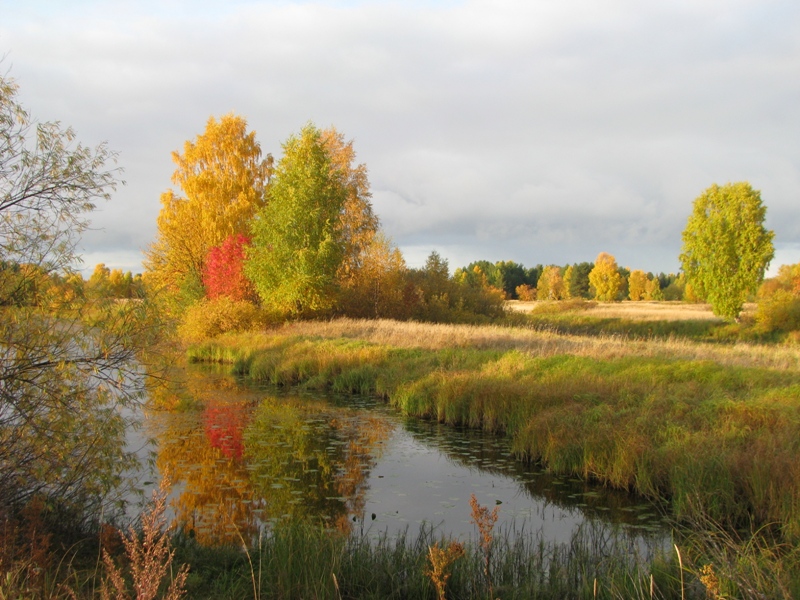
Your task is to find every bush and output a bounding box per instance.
[178,297,273,343]
[755,289,800,333]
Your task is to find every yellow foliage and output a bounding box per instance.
[338,233,410,319]
[515,284,537,301]
[321,127,380,286]
[536,266,566,300]
[589,252,623,301]
[628,269,648,301]
[145,114,271,297]
[177,297,271,344]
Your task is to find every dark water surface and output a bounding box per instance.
[139,366,669,549]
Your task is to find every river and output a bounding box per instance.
[135,365,669,553]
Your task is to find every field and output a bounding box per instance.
[182,304,800,598]
[506,300,735,321]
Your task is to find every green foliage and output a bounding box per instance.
[566,261,594,299]
[412,252,506,322]
[454,259,539,299]
[680,182,774,320]
[246,124,348,316]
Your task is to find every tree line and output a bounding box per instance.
[145,115,777,333]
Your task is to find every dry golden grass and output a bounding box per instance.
[274,317,800,371]
[506,300,757,321]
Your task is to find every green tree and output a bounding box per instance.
[566,262,593,299]
[680,182,774,320]
[0,72,147,519]
[588,252,623,301]
[246,124,348,315]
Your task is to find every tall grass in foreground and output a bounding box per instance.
[169,518,685,599]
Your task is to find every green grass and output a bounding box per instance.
[189,331,800,542]
[169,520,684,600]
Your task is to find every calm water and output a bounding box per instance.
[138,366,669,548]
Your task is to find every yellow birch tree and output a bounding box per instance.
[589,252,623,301]
[628,269,648,301]
[144,114,272,303]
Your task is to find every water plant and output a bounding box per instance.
[470,493,500,598]
[425,540,465,600]
[100,478,188,600]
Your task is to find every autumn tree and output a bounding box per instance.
[495,261,530,299]
[203,233,257,302]
[338,233,410,319]
[755,263,800,332]
[628,269,648,301]
[562,265,574,299]
[515,284,537,301]
[680,182,774,320]
[536,265,566,300]
[589,252,623,301]
[644,276,663,301]
[246,124,348,315]
[145,114,271,306]
[320,127,380,288]
[0,72,148,520]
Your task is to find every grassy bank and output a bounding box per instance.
[187,319,800,543]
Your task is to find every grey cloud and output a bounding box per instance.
[2,0,798,275]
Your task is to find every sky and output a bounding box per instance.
[2,0,799,276]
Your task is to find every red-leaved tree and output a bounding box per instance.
[203,233,257,302]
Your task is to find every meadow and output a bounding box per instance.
[7,304,798,599]
[183,304,800,598]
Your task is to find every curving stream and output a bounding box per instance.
[137,365,670,552]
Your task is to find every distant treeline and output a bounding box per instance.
[453,258,685,302]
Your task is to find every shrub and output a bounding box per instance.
[177,297,272,344]
[755,289,800,333]
[515,284,536,301]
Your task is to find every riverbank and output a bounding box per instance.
[182,317,800,597]
[188,319,800,538]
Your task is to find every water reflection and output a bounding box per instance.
[143,366,668,548]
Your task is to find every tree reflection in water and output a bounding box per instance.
[149,379,392,546]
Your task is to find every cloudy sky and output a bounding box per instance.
[2,0,799,276]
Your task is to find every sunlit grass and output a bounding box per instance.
[188,319,800,541]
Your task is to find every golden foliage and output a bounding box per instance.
[177,297,270,344]
[425,541,465,600]
[338,233,411,319]
[101,477,188,600]
[515,284,537,301]
[628,269,648,301]
[321,127,379,285]
[145,114,271,297]
[589,252,623,301]
[536,265,567,301]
